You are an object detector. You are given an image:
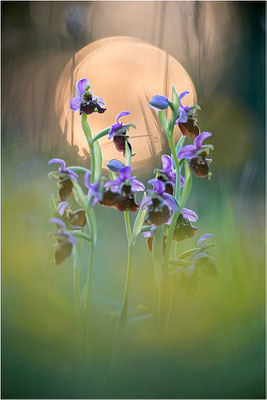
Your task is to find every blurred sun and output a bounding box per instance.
[55,36,196,172]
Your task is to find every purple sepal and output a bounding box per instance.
[76,78,89,96]
[198,233,214,248]
[108,111,131,139]
[57,201,69,216]
[141,195,153,209]
[162,193,178,212]
[48,158,66,169]
[194,132,212,149]
[148,178,165,194]
[69,96,81,111]
[177,145,196,159]
[182,207,198,222]
[50,218,66,232]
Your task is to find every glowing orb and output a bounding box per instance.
[55,36,196,172]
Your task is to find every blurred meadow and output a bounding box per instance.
[2,2,265,399]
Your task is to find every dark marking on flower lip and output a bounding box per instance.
[54,239,73,265]
[178,117,200,140]
[189,156,210,178]
[69,209,87,228]
[172,214,198,242]
[113,134,132,155]
[80,100,106,115]
[145,204,170,226]
[58,178,73,201]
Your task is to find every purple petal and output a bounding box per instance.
[149,95,169,111]
[198,233,214,248]
[143,231,152,238]
[178,108,188,124]
[182,207,198,222]
[57,201,69,216]
[177,145,196,159]
[65,232,77,245]
[48,158,66,170]
[104,179,121,192]
[161,155,172,172]
[141,195,152,209]
[116,111,131,125]
[180,176,185,187]
[50,218,66,232]
[119,166,131,181]
[179,91,190,103]
[148,178,165,194]
[64,168,78,181]
[69,96,81,111]
[90,190,103,205]
[194,132,212,149]
[76,78,89,96]
[130,178,145,192]
[162,193,178,212]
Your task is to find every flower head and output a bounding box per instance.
[177,132,213,179]
[176,91,190,124]
[172,209,198,242]
[155,154,184,195]
[108,111,134,154]
[101,166,144,212]
[141,179,178,226]
[57,201,87,229]
[48,158,78,201]
[49,218,77,265]
[174,91,200,139]
[69,78,106,115]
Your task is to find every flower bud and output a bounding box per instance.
[107,159,123,172]
[149,95,169,111]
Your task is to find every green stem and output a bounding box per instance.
[81,113,95,182]
[84,206,97,344]
[73,246,80,309]
[124,211,132,243]
[115,244,134,336]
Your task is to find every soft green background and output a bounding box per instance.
[2,2,265,399]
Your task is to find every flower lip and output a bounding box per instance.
[149,95,169,111]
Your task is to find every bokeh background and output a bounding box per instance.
[2,1,265,399]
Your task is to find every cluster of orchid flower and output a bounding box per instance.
[48,78,217,338]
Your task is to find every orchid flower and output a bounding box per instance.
[69,78,106,114]
[49,218,77,265]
